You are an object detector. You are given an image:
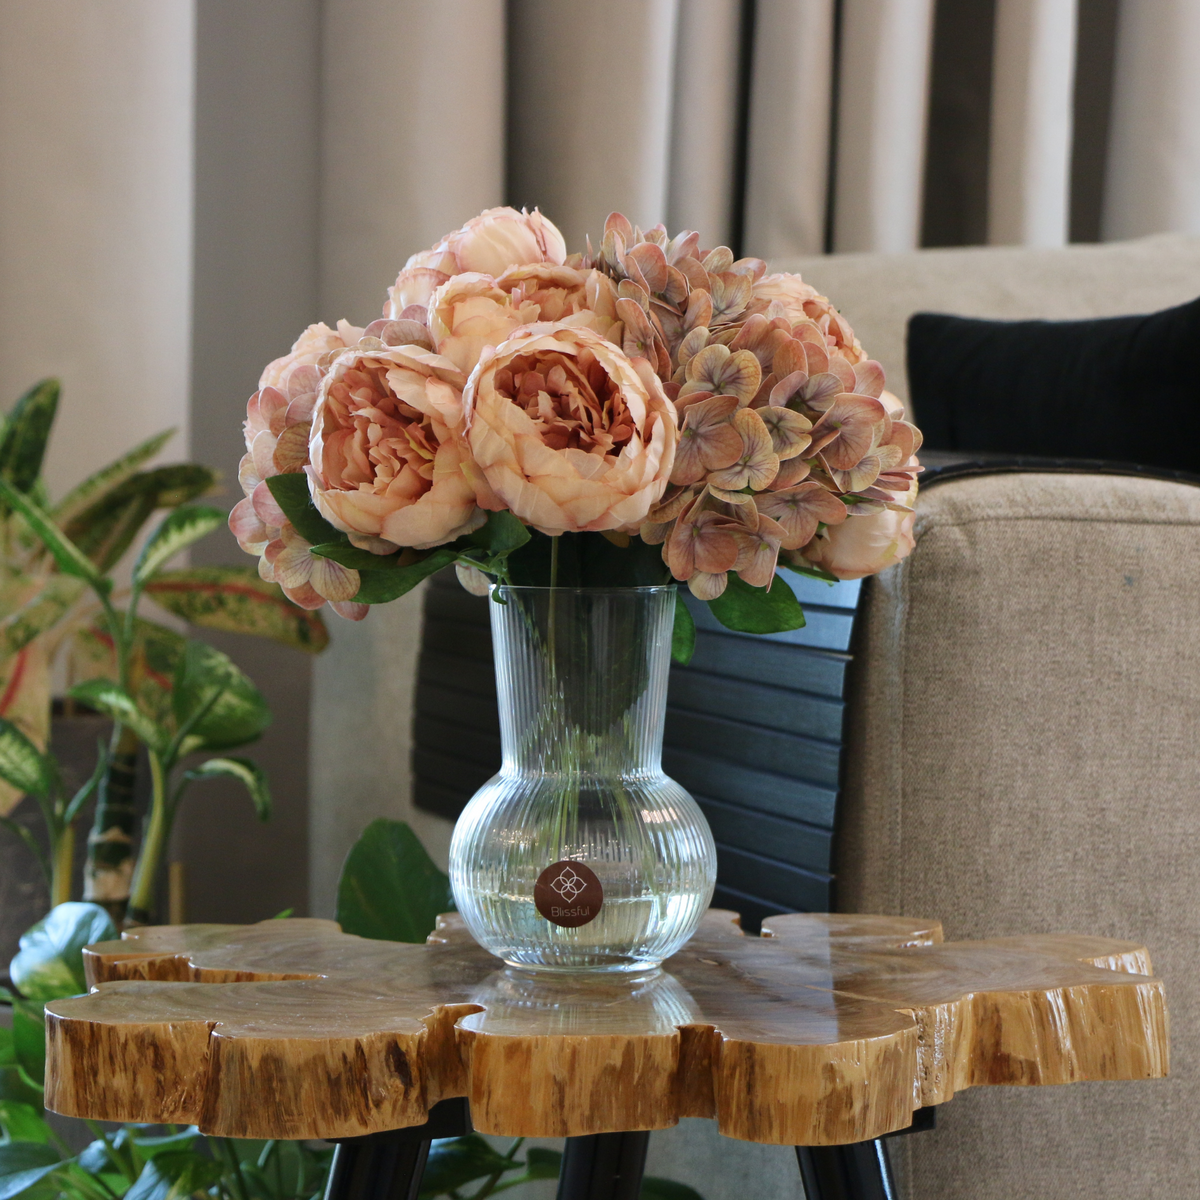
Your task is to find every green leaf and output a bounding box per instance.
[640,1177,707,1200]
[0,1143,61,1200]
[124,1152,223,1200]
[778,557,839,584]
[10,1003,44,1087]
[520,1147,563,1181]
[0,718,53,798]
[144,567,329,653]
[353,549,457,604]
[308,543,398,571]
[133,506,226,586]
[183,757,270,821]
[63,465,216,573]
[0,381,59,498]
[265,475,343,546]
[0,1100,50,1143]
[0,480,102,587]
[461,511,530,556]
[671,591,695,666]
[67,680,165,753]
[706,572,806,635]
[0,576,87,657]
[9,903,117,1002]
[417,1136,520,1198]
[337,819,454,944]
[171,641,270,754]
[52,428,175,526]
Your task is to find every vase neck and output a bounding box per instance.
[489,587,676,778]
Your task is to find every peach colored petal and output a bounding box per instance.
[755,482,849,550]
[705,408,780,491]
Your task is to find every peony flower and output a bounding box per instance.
[257,320,366,394]
[384,267,450,320]
[802,507,916,579]
[427,273,540,374]
[425,207,567,279]
[463,324,676,535]
[309,344,484,549]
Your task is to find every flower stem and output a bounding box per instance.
[50,820,75,907]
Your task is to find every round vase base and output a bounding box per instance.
[499,955,665,976]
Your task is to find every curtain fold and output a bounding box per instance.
[988,0,1077,246]
[507,0,680,251]
[833,0,936,253]
[1103,0,1200,238]
[319,0,506,323]
[743,0,836,258]
[667,0,743,247]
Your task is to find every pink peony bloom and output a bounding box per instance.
[308,345,484,549]
[463,324,676,535]
[427,273,540,374]
[802,507,916,579]
[750,273,820,326]
[420,207,567,279]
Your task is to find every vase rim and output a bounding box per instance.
[489,584,676,594]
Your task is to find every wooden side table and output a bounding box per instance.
[42,910,1167,1200]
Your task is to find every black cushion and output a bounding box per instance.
[906,297,1200,472]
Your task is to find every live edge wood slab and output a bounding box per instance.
[43,911,1167,1147]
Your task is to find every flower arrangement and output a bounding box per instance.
[231,207,921,637]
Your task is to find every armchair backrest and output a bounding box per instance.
[837,469,1200,1198]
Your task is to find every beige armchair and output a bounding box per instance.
[769,235,1200,1198]
[839,469,1200,1198]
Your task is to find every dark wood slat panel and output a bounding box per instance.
[413,778,476,822]
[711,884,798,935]
[417,651,497,700]
[715,844,832,911]
[669,669,844,741]
[414,715,500,768]
[423,584,492,627]
[687,632,850,697]
[422,618,495,661]
[688,596,857,652]
[664,709,841,785]
[662,747,838,828]
[413,749,497,797]
[696,796,833,874]
[416,681,501,735]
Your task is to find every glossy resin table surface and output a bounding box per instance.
[43,910,1168,1147]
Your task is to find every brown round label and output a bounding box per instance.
[534,861,604,928]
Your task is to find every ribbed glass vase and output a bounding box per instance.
[449,585,716,973]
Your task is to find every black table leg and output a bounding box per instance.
[324,1098,473,1200]
[556,1130,651,1200]
[795,1138,897,1200]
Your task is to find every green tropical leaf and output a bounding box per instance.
[63,464,216,573]
[9,903,117,1002]
[144,567,329,653]
[671,590,695,665]
[0,1143,61,1200]
[0,480,103,587]
[124,1153,224,1200]
[706,572,806,635]
[67,679,165,752]
[0,380,59,498]
[10,1001,44,1085]
[133,506,226,586]
[0,576,86,657]
[265,474,343,546]
[0,1100,51,1143]
[520,1148,563,1181]
[337,819,454,944]
[353,549,457,604]
[640,1177,707,1200]
[0,717,53,797]
[52,428,175,526]
[183,757,270,821]
[417,1136,521,1198]
[171,641,270,753]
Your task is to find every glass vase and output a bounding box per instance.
[448,585,716,973]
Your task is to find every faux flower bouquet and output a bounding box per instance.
[230,207,921,638]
